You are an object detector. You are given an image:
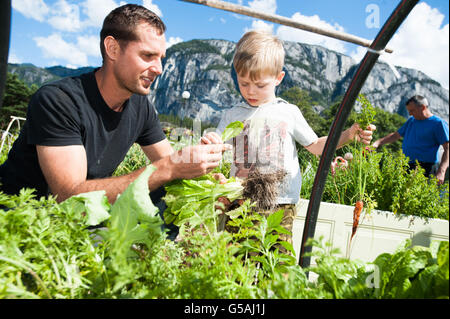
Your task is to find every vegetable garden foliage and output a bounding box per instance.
[299,94,449,221]
[0,107,448,299]
[299,129,449,221]
[1,166,448,299]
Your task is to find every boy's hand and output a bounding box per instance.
[351,123,376,145]
[212,173,227,184]
[200,132,223,145]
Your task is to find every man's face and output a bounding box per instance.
[114,22,166,96]
[406,102,425,120]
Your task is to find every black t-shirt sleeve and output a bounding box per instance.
[27,85,83,146]
[135,98,166,146]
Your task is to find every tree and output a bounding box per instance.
[0,73,36,128]
[279,87,328,137]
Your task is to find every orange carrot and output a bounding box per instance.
[351,200,364,241]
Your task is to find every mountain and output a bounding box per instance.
[7,63,95,88]
[7,39,449,125]
[150,39,449,125]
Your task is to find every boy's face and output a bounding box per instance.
[237,71,285,107]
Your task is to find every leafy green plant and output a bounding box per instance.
[226,204,296,279]
[0,115,448,300]
[221,120,244,142]
[0,189,104,299]
[113,143,149,176]
[372,240,449,299]
[355,94,376,131]
[375,149,449,220]
[163,174,244,236]
[1,180,448,299]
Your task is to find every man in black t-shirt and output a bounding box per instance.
[0,5,228,215]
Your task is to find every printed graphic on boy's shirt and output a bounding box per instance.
[233,118,287,178]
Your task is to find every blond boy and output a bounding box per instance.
[204,30,375,248]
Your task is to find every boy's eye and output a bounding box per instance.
[257,84,267,89]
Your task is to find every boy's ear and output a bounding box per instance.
[275,71,285,86]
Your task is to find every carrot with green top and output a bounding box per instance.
[351,200,364,240]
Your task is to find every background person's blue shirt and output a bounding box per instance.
[397,115,449,164]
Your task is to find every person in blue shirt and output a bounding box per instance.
[373,95,449,184]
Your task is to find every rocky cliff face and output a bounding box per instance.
[8,38,449,126]
[149,39,449,125]
[148,39,241,125]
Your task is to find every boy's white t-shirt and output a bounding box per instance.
[216,97,318,204]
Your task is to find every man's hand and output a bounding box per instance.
[371,132,401,149]
[372,139,381,149]
[435,171,446,185]
[169,143,232,180]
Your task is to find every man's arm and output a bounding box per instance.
[36,144,148,203]
[435,142,449,185]
[372,131,401,149]
[37,141,231,204]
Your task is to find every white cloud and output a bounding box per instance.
[7,52,22,64]
[47,0,82,32]
[142,0,163,17]
[375,2,448,89]
[80,0,121,29]
[241,0,276,35]
[247,0,277,15]
[276,12,347,54]
[76,35,101,57]
[167,36,183,48]
[245,20,274,34]
[12,0,49,22]
[34,33,89,66]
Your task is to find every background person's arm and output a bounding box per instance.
[372,131,401,149]
[436,142,449,184]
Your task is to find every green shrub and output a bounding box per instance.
[301,145,449,220]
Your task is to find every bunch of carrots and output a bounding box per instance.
[350,94,376,242]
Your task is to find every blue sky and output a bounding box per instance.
[9,0,450,88]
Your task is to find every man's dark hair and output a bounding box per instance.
[100,4,166,60]
[406,95,429,108]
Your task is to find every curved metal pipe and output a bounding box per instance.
[0,0,12,109]
[298,0,419,269]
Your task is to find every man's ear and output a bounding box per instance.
[275,71,285,86]
[103,36,120,61]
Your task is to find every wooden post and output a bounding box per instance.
[0,0,12,109]
[181,0,393,53]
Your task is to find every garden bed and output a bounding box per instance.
[292,198,449,263]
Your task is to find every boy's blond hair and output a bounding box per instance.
[233,30,285,81]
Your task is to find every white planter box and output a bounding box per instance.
[292,199,449,263]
